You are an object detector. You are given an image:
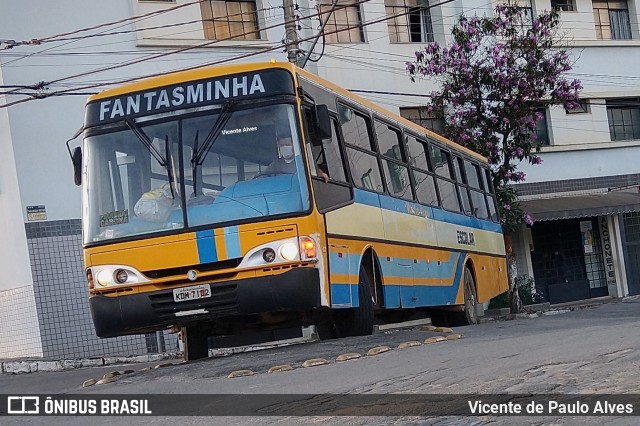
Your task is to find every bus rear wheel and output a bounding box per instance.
[334,265,375,337]
[462,267,479,325]
[182,325,209,361]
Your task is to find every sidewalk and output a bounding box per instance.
[482,294,639,323]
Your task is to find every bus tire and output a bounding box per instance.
[461,267,479,325]
[182,325,209,361]
[315,323,336,340]
[436,267,479,327]
[335,265,375,337]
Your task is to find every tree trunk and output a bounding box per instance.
[504,234,522,314]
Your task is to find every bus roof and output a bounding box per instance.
[88,61,488,163]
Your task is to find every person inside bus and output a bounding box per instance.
[263,133,329,182]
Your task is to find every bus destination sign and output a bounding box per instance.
[85,69,295,127]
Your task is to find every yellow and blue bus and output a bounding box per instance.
[74,61,508,360]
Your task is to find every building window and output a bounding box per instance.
[514,0,534,31]
[607,98,640,141]
[593,0,632,40]
[385,0,434,43]
[533,107,550,146]
[551,0,575,11]
[399,107,443,134]
[200,0,260,40]
[565,99,591,114]
[320,0,364,43]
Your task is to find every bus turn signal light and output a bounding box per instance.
[299,237,317,260]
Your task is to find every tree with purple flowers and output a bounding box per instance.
[406,1,581,312]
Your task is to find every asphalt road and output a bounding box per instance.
[2,298,639,425]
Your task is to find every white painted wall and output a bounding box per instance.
[0,66,34,292]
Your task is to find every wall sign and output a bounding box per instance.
[598,217,616,286]
[580,220,593,254]
[26,205,47,221]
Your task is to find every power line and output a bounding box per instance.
[1,0,459,108]
[0,0,207,50]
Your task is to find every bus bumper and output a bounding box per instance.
[90,267,322,338]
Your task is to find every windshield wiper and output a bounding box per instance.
[125,118,177,199]
[191,101,235,195]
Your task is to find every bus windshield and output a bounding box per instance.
[83,103,309,244]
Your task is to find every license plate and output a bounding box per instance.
[173,284,211,302]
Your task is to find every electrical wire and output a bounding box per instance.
[1,0,460,108]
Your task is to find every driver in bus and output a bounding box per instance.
[264,132,329,182]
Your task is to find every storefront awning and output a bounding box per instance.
[521,190,640,221]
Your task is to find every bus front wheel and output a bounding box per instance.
[334,265,375,337]
[182,325,209,361]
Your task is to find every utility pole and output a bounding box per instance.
[283,0,300,63]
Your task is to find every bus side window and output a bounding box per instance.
[405,135,438,207]
[319,119,348,182]
[465,160,490,220]
[482,168,499,222]
[376,120,412,200]
[340,105,384,193]
[303,107,347,183]
[453,156,472,215]
[429,144,460,212]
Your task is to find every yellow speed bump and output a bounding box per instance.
[154,363,174,369]
[398,341,422,349]
[446,333,464,340]
[367,346,391,356]
[420,325,437,331]
[434,327,453,333]
[302,358,329,368]
[102,371,120,380]
[96,378,113,385]
[227,369,255,378]
[336,353,361,362]
[82,379,97,388]
[119,370,135,375]
[268,364,293,374]
[424,336,447,344]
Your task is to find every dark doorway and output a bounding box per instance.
[530,218,607,304]
[622,212,640,295]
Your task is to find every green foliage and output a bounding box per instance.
[406,1,581,232]
[489,275,542,308]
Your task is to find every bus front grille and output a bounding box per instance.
[142,258,243,280]
[148,283,239,320]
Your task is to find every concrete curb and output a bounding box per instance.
[0,353,181,375]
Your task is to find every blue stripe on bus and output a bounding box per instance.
[329,251,361,308]
[330,284,356,307]
[430,209,503,233]
[224,226,242,258]
[352,188,502,233]
[353,189,381,207]
[378,252,458,281]
[328,251,348,274]
[389,252,466,307]
[330,252,467,309]
[196,229,218,263]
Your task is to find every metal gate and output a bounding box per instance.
[530,218,608,304]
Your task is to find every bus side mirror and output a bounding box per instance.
[72,147,82,186]
[313,105,331,141]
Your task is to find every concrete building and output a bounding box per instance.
[1,0,638,359]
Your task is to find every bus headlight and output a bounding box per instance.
[279,242,299,261]
[91,265,149,287]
